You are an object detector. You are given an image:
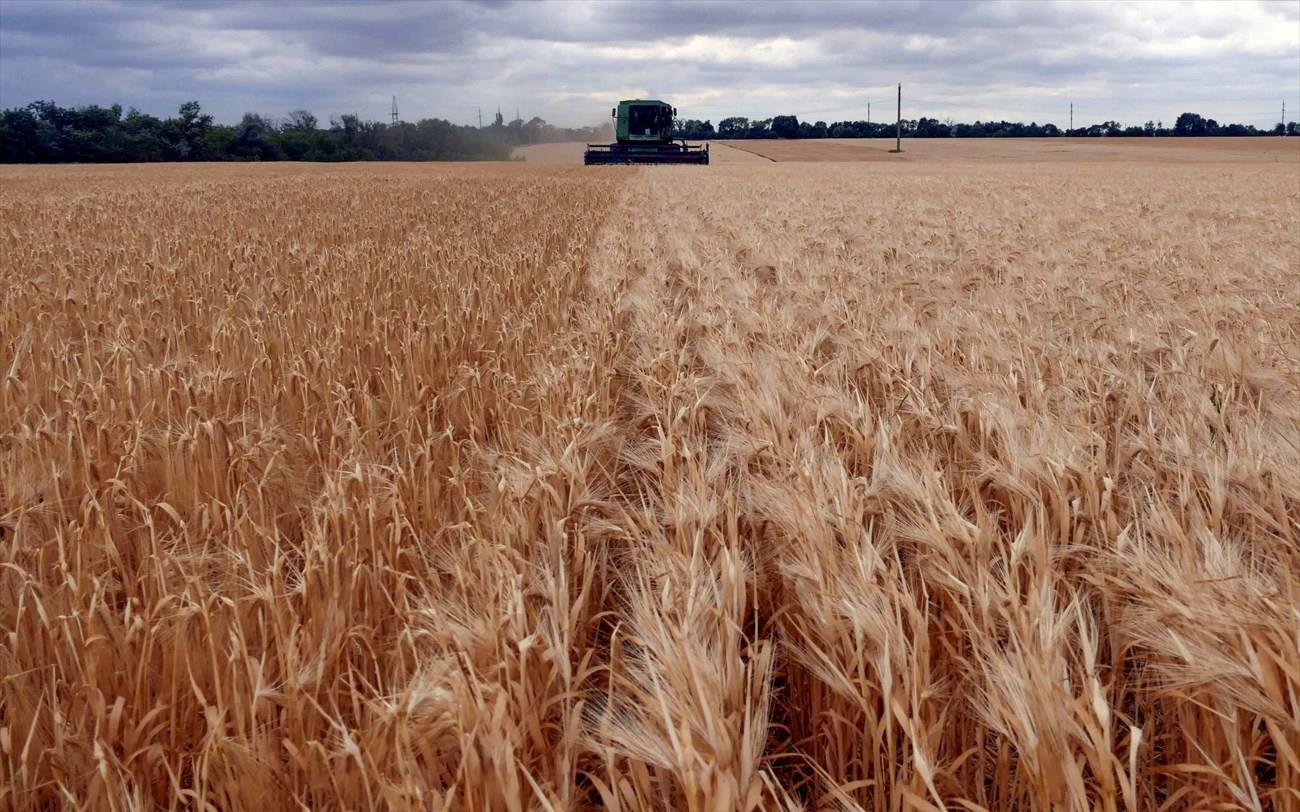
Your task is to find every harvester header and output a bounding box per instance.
[584,99,709,165]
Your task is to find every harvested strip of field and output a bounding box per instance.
[2,156,1299,809]
[572,161,1300,809]
[720,139,894,161]
[515,140,770,164]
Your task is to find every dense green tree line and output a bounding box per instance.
[0,100,612,163]
[3,99,1293,162]
[674,111,1297,140]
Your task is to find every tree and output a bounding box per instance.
[27,100,72,129]
[278,111,329,159]
[120,108,169,161]
[284,109,318,131]
[672,119,715,139]
[830,120,872,138]
[717,117,749,138]
[1174,112,1208,136]
[229,113,279,160]
[0,106,42,161]
[173,101,213,159]
[332,113,361,144]
[770,115,800,139]
[914,117,952,137]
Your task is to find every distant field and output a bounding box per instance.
[3,153,1298,809]
[518,136,1300,165]
[723,136,1300,163]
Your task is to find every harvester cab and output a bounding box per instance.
[584,100,709,165]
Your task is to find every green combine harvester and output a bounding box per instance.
[584,100,709,165]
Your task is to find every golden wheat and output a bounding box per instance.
[2,155,1298,810]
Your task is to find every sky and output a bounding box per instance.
[1,0,1297,129]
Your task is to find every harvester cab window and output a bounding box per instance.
[628,106,665,136]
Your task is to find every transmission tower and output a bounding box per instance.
[391,96,399,125]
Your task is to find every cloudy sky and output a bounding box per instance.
[1,0,1297,129]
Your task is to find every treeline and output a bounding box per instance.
[0,100,609,163]
[675,111,1297,140]
[4,99,1292,162]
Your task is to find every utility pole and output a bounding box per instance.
[890,83,902,153]
[478,107,482,129]
[867,101,871,126]
[1069,102,1073,133]
[391,96,398,125]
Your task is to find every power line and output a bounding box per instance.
[793,98,888,117]
[902,94,1300,118]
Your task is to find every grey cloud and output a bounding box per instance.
[1,0,1296,128]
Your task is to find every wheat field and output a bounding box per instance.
[2,150,1298,810]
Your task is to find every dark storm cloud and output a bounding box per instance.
[1,0,1296,128]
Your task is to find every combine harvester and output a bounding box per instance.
[584,100,709,165]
